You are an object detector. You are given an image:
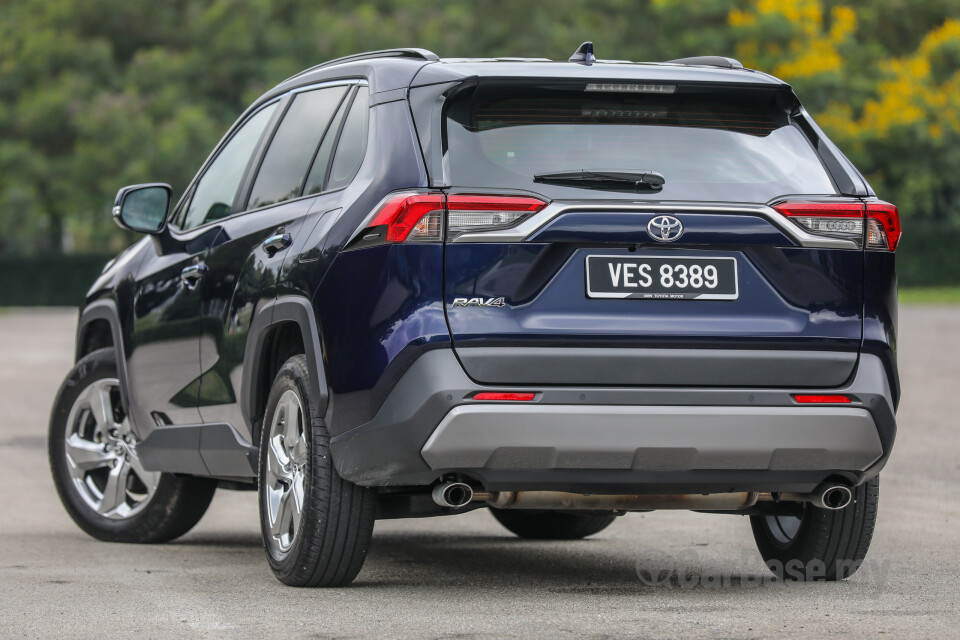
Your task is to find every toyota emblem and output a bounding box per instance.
[647,215,684,242]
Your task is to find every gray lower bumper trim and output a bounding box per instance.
[421,404,882,472]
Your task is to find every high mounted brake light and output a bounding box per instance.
[350,192,548,247]
[773,200,900,251]
[585,82,677,94]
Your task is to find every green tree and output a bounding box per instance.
[1,0,958,256]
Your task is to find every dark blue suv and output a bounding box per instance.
[49,46,900,586]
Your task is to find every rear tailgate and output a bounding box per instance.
[435,78,864,387]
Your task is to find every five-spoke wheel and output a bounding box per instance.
[49,348,217,543]
[263,389,307,555]
[63,378,160,519]
[258,355,374,586]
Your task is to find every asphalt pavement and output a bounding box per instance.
[1,306,958,639]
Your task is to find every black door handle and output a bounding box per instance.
[180,263,208,289]
[261,233,292,257]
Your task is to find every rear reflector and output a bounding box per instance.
[793,394,852,404]
[472,392,537,401]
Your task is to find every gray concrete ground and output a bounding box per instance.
[0,307,958,639]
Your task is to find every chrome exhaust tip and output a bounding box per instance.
[812,484,853,510]
[431,482,474,509]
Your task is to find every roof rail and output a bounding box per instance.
[283,48,440,83]
[664,56,744,70]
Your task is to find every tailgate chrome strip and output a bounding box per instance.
[451,200,859,249]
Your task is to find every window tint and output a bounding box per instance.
[445,86,837,203]
[326,86,370,191]
[302,94,350,195]
[182,103,277,230]
[248,86,348,209]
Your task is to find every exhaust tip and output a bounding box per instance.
[818,485,853,510]
[432,482,474,509]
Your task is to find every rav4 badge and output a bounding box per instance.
[452,297,506,308]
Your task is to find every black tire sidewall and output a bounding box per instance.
[490,508,617,540]
[257,355,375,587]
[751,505,818,559]
[750,477,879,581]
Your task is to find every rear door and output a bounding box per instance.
[127,102,278,437]
[439,80,864,388]
[196,82,359,437]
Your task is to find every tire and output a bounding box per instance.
[490,508,617,540]
[49,348,217,543]
[258,355,375,587]
[750,477,879,581]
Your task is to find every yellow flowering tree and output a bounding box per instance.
[725,0,960,223]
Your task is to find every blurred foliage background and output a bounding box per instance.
[1,0,958,300]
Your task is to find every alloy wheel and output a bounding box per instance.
[63,378,160,519]
[263,389,308,555]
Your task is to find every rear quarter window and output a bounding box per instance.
[325,86,370,191]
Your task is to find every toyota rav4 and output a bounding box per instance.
[49,45,899,587]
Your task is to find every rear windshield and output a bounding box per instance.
[444,84,837,202]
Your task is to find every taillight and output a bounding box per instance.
[865,201,901,250]
[772,200,900,251]
[773,201,864,243]
[446,195,547,240]
[349,192,548,248]
[363,192,445,244]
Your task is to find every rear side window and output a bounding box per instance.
[325,86,370,191]
[182,103,278,230]
[301,92,351,195]
[248,85,349,209]
[444,85,837,202]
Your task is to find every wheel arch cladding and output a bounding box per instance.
[242,296,328,441]
[75,299,132,412]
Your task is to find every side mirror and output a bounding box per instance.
[112,183,172,235]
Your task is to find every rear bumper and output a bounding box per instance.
[456,346,857,387]
[422,404,881,472]
[329,349,896,494]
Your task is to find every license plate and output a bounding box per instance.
[586,255,738,300]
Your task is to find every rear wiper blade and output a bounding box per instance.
[534,169,665,192]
